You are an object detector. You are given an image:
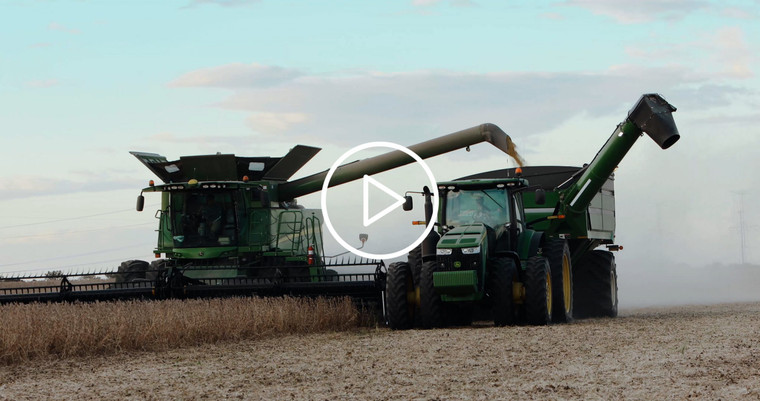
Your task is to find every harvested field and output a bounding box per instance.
[1,302,759,400]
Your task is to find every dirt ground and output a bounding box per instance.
[1,302,759,401]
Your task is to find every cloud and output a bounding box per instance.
[712,26,753,78]
[30,42,52,48]
[168,62,742,146]
[561,0,709,23]
[168,63,303,88]
[412,0,476,6]
[47,22,80,34]
[0,176,142,201]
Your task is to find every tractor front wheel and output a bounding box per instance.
[419,261,445,329]
[543,239,574,323]
[488,257,517,327]
[386,262,416,330]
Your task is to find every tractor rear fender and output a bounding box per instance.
[516,229,544,262]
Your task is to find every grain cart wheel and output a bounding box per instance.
[115,260,149,284]
[573,250,618,318]
[386,262,416,330]
[488,257,517,327]
[543,239,574,323]
[420,260,445,329]
[524,256,553,326]
[148,259,171,282]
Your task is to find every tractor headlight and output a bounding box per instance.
[461,246,481,255]
[437,248,453,256]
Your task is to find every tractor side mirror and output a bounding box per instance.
[403,195,413,211]
[136,195,145,212]
[534,188,546,205]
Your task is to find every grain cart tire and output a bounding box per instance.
[573,250,618,318]
[386,262,415,330]
[488,257,517,327]
[543,239,574,323]
[115,260,149,284]
[407,246,422,286]
[420,260,446,329]
[524,256,553,326]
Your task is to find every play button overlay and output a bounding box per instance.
[321,141,439,260]
[363,174,406,227]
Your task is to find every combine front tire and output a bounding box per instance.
[386,262,416,330]
[419,261,445,329]
[488,257,516,327]
[524,256,552,325]
[573,250,618,318]
[115,260,149,284]
[543,239,574,323]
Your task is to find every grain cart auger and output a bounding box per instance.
[0,124,521,304]
[388,93,680,329]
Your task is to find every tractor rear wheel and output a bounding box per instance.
[420,261,445,329]
[524,256,552,325]
[386,262,415,330]
[543,239,574,323]
[573,250,618,318]
[488,257,516,327]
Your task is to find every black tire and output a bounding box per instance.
[419,261,445,329]
[488,257,516,327]
[115,260,149,283]
[573,250,618,318]
[386,262,415,330]
[524,256,552,326]
[148,259,170,282]
[543,239,574,323]
[324,269,339,282]
[407,246,422,286]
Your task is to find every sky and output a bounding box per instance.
[1,0,759,306]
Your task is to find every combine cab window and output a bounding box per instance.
[170,191,240,248]
[444,188,510,229]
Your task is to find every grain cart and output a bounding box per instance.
[0,124,522,304]
[387,94,679,329]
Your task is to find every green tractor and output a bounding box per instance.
[386,94,681,328]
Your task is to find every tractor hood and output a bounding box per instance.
[437,224,488,249]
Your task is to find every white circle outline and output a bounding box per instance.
[320,142,439,260]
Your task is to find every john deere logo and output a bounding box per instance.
[453,261,462,269]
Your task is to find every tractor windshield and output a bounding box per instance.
[169,191,240,248]
[444,187,510,229]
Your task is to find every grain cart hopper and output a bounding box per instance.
[0,124,522,304]
[387,94,679,329]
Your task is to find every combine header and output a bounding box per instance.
[0,124,522,304]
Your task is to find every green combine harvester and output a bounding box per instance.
[386,94,680,328]
[0,124,522,304]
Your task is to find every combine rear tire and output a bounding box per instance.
[386,262,415,330]
[573,250,618,318]
[420,261,445,329]
[115,260,149,284]
[524,256,552,325]
[488,257,516,327]
[543,239,574,323]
